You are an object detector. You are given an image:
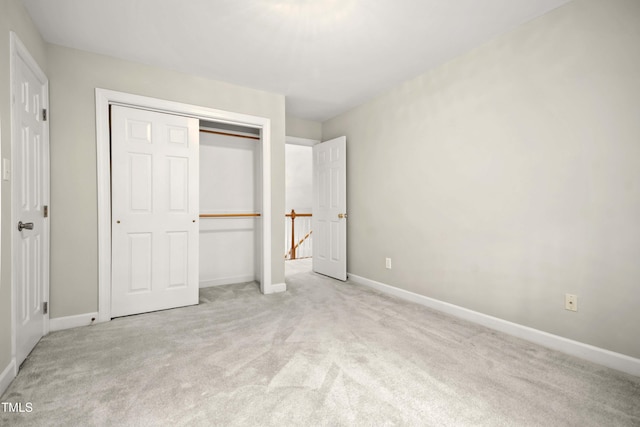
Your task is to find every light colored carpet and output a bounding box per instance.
[2,259,639,426]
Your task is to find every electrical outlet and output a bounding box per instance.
[385,258,392,269]
[565,294,578,312]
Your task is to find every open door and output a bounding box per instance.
[12,33,50,367]
[110,105,199,317]
[312,136,347,281]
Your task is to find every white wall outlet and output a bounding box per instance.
[385,258,392,269]
[2,158,10,181]
[565,293,578,312]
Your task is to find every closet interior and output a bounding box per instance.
[199,120,262,288]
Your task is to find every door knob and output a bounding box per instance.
[338,213,348,219]
[18,221,34,231]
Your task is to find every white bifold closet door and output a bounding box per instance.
[110,105,199,318]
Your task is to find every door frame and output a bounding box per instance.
[96,89,273,322]
[10,32,51,365]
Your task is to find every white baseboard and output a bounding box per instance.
[266,282,287,294]
[348,274,640,377]
[49,312,99,332]
[199,275,256,288]
[0,359,17,397]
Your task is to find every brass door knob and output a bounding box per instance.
[338,213,348,219]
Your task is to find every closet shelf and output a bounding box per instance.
[200,213,261,218]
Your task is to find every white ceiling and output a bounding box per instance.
[22,0,571,122]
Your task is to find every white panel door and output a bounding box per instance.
[12,46,49,367]
[111,106,199,317]
[312,136,347,281]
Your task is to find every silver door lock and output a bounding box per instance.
[18,221,34,231]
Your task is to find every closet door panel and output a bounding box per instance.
[129,153,152,213]
[167,231,189,289]
[111,105,199,318]
[127,232,153,293]
[168,156,189,212]
[168,125,189,147]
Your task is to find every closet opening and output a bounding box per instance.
[199,121,263,289]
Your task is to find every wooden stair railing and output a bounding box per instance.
[286,230,313,260]
[285,209,312,260]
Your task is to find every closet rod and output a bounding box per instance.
[199,128,260,140]
[200,213,261,218]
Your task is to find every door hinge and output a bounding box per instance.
[43,302,48,314]
[42,108,47,121]
[44,205,48,218]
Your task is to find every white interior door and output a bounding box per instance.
[312,136,347,281]
[111,105,199,317]
[12,36,49,367]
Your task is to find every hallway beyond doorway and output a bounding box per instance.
[285,258,312,277]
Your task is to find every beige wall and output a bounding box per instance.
[286,115,322,140]
[0,0,48,379]
[47,44,286,318]
[323,0,640,359]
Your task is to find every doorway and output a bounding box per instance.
[284,135,348,282]
[285,136,316,264]
[96,89,274,322]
